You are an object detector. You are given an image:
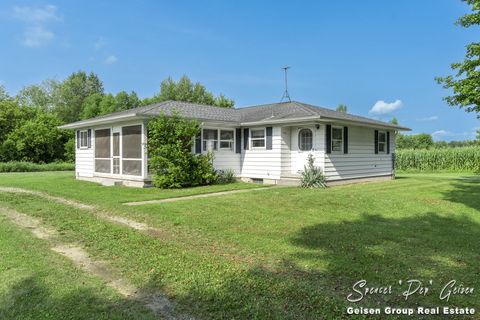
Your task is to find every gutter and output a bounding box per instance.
[241,115,410,131]
[58,113,150,129]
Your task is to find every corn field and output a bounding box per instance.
[395,146,480,172]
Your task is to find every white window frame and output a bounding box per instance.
[331,126,343,154]
[378,130,387,154]
[250,127,266,149]
[219,129,234,151]
[202,128,218,152]
[79,130,88,149]
[298,128,313,152]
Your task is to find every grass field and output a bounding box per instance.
[0,172,478,319]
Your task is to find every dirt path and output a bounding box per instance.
[0,187,94,210]
[0,207,192,320]
[123,186,275,206]
[0,186,258,267]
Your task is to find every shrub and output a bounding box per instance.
[395,146,480,172]
[147,111,217,188]
[216,168,237,184]
[300,154,327,188]
[0,161,74,172]
[1,111,71,163]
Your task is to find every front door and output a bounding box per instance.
[292,127,314,174]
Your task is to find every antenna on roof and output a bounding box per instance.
[280,66,291,102]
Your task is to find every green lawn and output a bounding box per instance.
[0,172,478,319]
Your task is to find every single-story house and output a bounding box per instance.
[59,100,410,187]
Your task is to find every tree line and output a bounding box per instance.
[0,73,234,163]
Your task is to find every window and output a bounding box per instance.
[203,129,218,151]
[331,127,343,153]
[250,128,265,148]
[378,131,386,153]
[298,128,313,151]
[79,130,88,148]
[219,130,234,150]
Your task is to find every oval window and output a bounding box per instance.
[298,128,313,151]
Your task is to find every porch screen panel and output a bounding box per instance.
[95,129,111,173]
[122,160,142,176]
[122,125,142,176]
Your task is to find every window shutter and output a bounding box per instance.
[76,130,80,149]
[195,133,201,154]
[374,130,379,154]
[266,127,273,150]
[235,128,241,154]
[386,131,390,154]
[326,124,331,154]
[87,129,92,148]
[343,126,348,154]
[243,128,249,150]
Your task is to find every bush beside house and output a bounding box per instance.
[147,112,218,188]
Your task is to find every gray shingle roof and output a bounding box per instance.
[60,100,410,130]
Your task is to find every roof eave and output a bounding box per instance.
[58,113,150,129]
[240,115,410,131]
[318,117,411,131]
[240,115,321,126]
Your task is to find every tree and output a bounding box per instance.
[0,85,11,101]
[80,93,104,119]
[143,75,234,108]
[15,79,60,111]
[0,100,35,148]
[336,104,347,113]
[396,133,434,149]
[80,91,140,119]
[477,129,480,140]
[1,110,70,163]
[390,117,399,125]
[436,0,480,117]
[53,71,104,123]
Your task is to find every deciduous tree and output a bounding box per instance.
[436,0,480,117]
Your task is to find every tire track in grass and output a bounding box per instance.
[0,186,256,266]
[0,207,193,320]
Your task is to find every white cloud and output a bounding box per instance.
[22,26,54,47]
[369,99,403,115]
[13,5,61,47]
[416,116,439,122]
[432,130,450,137]
[104,55,118,64]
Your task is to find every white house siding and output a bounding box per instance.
[240,126,282,180]
[75,143,94,178]
[324,125,395,181]
[280,127,292,175]
[212,152,241,174]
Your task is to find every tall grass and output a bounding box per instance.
[0,162,74,173]
[396,147,480,172]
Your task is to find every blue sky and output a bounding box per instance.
[1,0,478,140]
